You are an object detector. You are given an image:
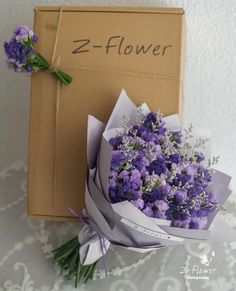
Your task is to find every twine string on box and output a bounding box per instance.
[62,65,181,81]
[51,6,63,216]
[50,6,183,215]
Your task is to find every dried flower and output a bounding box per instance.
[108,111,218,229]
[4,25,72,85]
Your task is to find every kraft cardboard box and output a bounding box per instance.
[28,6,185,221]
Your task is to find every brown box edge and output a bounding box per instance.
[34,6,184,15]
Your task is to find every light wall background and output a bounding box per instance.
[0,0,235,190]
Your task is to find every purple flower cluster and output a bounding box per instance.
[4,26,38,72]
[4,26,72,85]
[109,112,218,229]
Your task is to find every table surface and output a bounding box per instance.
[0,159,236,291]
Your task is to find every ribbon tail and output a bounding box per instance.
[79,225,110,266]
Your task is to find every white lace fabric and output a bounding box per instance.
[0,160,236,291]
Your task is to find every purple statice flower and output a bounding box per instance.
[109,170,118,188]
[182,166,195,183]
[172,165,196,187]
[169,153,182,164]
[4,26,72,85]
[142,206,153,217]
[110,136,123,149]
[130,169,142,186]
[130,198,145,210]
[143,184,170,203]
[4,26,38,73]
[194,152,205,163]
[152,200,169,219]
[133,154,150,171]
[4,40,36,72]
[14,26,35,42]
[108,110,218,230]
[110,150,127,171]
[143,112,157,128]
[169,130,182,145]
[172,218,191,229]
[137,126,160,144]
[174,190,187,204]
[189,217,208,229]
[109,169,142,203]
[147,156,167,176]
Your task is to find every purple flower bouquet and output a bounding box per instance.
[4,26,72,85]
[53,90,234,286]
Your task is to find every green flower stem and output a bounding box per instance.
[52,69,72,86]
[34,52,49,68]
[53,236,98,287]
[34,52,72,86]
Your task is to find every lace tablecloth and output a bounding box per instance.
[1,160,236,291]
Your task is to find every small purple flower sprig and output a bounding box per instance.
[108,109,219,230]
[4,26,72,85]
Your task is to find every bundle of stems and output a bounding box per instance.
[34,52,72,85]
[53,236,98,287]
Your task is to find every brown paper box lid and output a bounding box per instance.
[28,6,185,221]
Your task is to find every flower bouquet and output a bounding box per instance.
[4,26,72,85]
[53,90,234,287]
